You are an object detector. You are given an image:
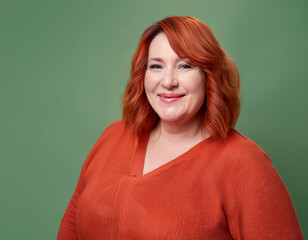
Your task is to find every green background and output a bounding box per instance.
[1,0,307,239]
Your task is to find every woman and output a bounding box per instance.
[57,16,304,239]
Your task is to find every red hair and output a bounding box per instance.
[122,16,240,140]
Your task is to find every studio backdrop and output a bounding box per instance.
[0,0,307,239]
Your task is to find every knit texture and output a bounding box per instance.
[57,120,304,240]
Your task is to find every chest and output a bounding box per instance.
[77,165,230,240]
[142,139,202,175]
[76,130,232,239]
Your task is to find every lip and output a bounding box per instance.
[157,93,185,103]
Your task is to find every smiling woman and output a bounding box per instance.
[123,16,240,141]
[144,32,206,125]
[57,16,304,240]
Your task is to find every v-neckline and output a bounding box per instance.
[130,130,215,180]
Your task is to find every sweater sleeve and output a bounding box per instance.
[57,164,85,240]
[57,124,113,240]
[222,142,304,240]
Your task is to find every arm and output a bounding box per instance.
[222,144,304,239]
[56,123,113,240]
[57,165,85,240]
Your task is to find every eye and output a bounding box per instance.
[179,64,192,69]
[149,64,162,69]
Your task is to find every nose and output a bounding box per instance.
[161,68,178,89]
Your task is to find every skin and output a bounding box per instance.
[142,32,211,175]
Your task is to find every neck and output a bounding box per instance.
[151,114,209,143]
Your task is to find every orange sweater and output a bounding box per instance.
[57,120,304,240]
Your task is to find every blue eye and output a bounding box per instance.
[180,64,192,69]
[149,64,162,69]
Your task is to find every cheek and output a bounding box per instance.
[186,73,206,98]
[144,72,158,93]
[144,76,155,105]
[144,76,151,95]
[195,84,206,100]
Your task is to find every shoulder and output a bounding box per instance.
[97,119,133,142]
[216,129,288,203]
[103,119,127,134]
[218,128,271,164]
[215,129,286,193]
[214,128,276,180]
[82,120,134,168]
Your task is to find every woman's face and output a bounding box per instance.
[144,32,206,125]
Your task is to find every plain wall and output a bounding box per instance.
[1,0,307,239]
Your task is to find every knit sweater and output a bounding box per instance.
[57,120,304,240]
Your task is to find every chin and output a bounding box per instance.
[158,114,185,123]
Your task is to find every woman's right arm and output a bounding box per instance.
[56,123,114,240]
[57,157,86,240]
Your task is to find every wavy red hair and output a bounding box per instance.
[122,16,240,140]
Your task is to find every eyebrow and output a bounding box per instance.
[148,57,187,62]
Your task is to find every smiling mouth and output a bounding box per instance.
[158,93,185,103]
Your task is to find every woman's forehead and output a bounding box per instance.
[148,33,186,62]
